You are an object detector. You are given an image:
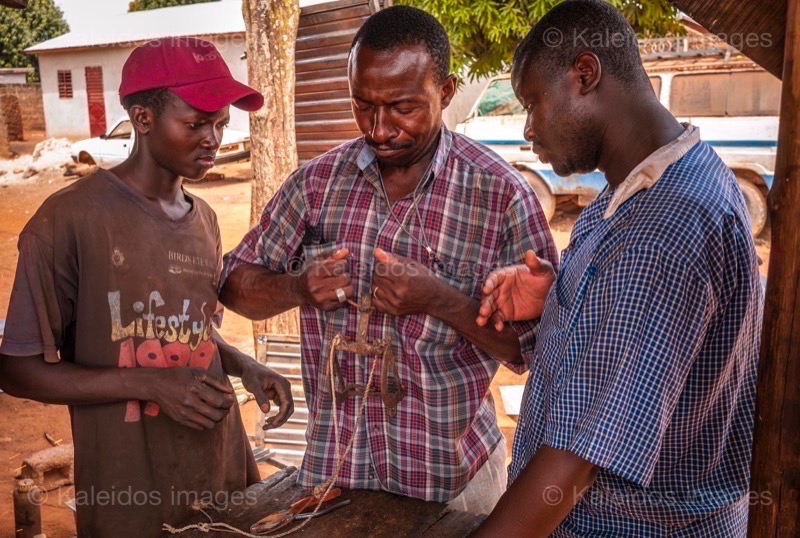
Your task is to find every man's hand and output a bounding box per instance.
[150,368,236,431]
[241,362,294,430]
[371,247,441,316]
[477,250,556,331]
[297,248,353,311]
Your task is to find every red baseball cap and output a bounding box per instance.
[119,37,264,112]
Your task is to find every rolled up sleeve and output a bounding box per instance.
[1,233,77,364]
[220,171,309,291]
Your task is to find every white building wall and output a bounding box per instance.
[210,34,250,134]
[39,47,133,139]
[0,73,29,84]
[38,35,250,139]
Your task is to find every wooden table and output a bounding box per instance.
[170,467,485,537]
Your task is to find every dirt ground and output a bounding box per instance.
[0,140,772,537]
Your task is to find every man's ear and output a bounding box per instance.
[573,51,601,95]
[128,105,154,136]
[440,74,458,109]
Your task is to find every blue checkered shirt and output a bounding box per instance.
[510,140,763,536]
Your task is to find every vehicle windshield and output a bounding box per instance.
[476,78,524,117]
[107,120,133,139]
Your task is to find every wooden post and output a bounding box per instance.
[748,1,800,536]
[242,0,301,339]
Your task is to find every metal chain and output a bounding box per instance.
[377,158,439,265]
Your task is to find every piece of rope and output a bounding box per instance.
[164,323,379,537]
[314,334,379,497]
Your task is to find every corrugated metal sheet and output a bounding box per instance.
[25,0,337,53]
[26,1,247,53]
[295,0,385,163]
[254,335,307,467]
[252,1,385,465]
[0,0,27,8]
[668,0,785,79]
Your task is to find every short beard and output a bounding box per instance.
[558,103,600,175]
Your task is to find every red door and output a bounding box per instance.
[85,66,107,137]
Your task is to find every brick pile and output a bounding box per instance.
[0,106,10,158]
[1,94,23,141]
[0,83,45,133]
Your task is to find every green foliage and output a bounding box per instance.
[128,0,219,12]
[398,0,683,80]
[0,0,69,80]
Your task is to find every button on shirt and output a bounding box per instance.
[510,127,763,536]
[223,127,558,501]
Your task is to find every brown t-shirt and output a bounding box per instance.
[1,169,258,536]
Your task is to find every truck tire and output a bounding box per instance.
[78,152,96,165]
[736,176,767,236]
[520,170,556,222]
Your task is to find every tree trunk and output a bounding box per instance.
[748,0,800,535]
[0,105,10,158]
[242,0,301,344]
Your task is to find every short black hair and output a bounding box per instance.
[121,88,174,114]
[513,0,648,89]
[351,5,450,83]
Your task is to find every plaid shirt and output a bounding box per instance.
[223,126,557,501]
[510,135,762,535]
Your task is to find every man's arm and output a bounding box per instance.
[219,249,353,320]
[213,331,294,429]
[473,446,598,537]
[218,264,302,320]
[371,248,524,363]
[0,353,235,431]
[427,276,525,363]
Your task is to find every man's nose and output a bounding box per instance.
[524,114,536,142]
[370,108,393,144]
[204,127,222,149]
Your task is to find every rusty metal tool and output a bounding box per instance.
[249,487,342,534]
[293,498,351,520]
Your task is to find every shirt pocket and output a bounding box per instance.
[301,241,339,266]
[300,240,350,322]
[556,264,597,316]
[543,264,597,393]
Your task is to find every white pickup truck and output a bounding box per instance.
[71,116,251,169]
[456,67,778,236]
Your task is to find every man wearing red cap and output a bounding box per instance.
[0,38,292,536]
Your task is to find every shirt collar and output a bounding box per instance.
[356,125,453,193]
[603,123,701,219]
